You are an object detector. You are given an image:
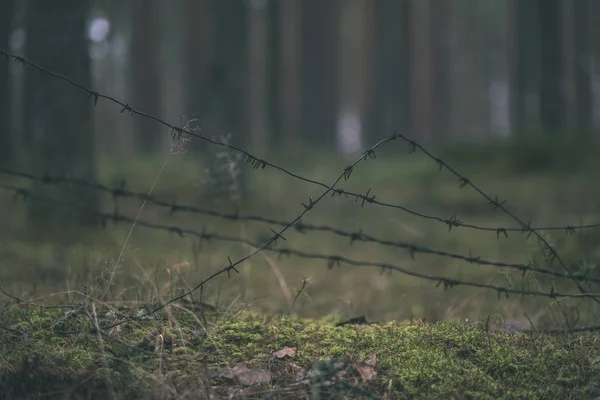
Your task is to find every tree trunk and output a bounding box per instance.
[0,0,14,167]
[23,0,98,236]
[370,0,411,142]
[448,1,490,140]
[539,0,563,136]
[278,0,302,148]
[563,0,592,137]
[590,0,600,134]
[336,0,374,155]
[574,0,592,137]
[410,0,434,142]
[247,0,271,154]
[202,0,247,146]
[508,0,542,135]
[199,0,248,205]
[432,0,452,141]
[301,0,338,148]
[130,0,163,153]
[183,0,213,155]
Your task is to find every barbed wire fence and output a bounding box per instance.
[1,48,600,337]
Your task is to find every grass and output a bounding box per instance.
[1,138,600,398]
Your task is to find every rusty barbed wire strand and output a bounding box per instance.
[1,182,598,303]
[3,48,598,328]
[1,167,598,237]
[392,133,597,303]
[1,169,599,285]
[2,49,598,239]
[2,133,401,327]
[0,48,340,191]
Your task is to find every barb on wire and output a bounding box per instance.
[3,50,598,238]
[394,133,597,303]
[2,169,599,285]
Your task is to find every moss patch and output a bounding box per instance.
[1,304,599,399]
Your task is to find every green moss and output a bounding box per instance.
[1,305,599,399]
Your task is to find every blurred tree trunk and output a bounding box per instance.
[302,0,338,149]
[266,1,280,148]
[336,0,374,155]
[96,0,135,156]
[431,0,452,141]
[370,0,411,142]
[574,0,592,136]
[448,1,489,140]
[183,0,213,155]
[508,0,541,135]
[23,0,98,235]
[410,0,434,142]
[202,0,247,146]
[0,0,13,166]
[563,0,592,136]
[247,0,271,154]
[590,0,600,134]
[278,0,302,147]
[198,0,248,205]
[92,0,131,157]
[159,0,185,136]
[538,0,563,136]
[485,0,511,137]
[130,0,163,153]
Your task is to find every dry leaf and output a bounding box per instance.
[355,353,377,381]
[270,346,296,359]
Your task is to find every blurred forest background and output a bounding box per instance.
[1,0,600,326]
[3,0,600,164]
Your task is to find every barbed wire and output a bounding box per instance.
[2,48,598,330]
[2,167,598,238]
[393,133,598,302]
[2,49,599,239]
[2,181,600,302]
[2,171,600,285]
[2,131,407,327]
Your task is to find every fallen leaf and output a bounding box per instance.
[355,353,377,381]
[270,346,296,359]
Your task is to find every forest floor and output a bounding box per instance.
[1,138,600,398]
[2,304,600,399]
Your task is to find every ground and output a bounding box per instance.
[1,304,599,399]
[1,137,600,398]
